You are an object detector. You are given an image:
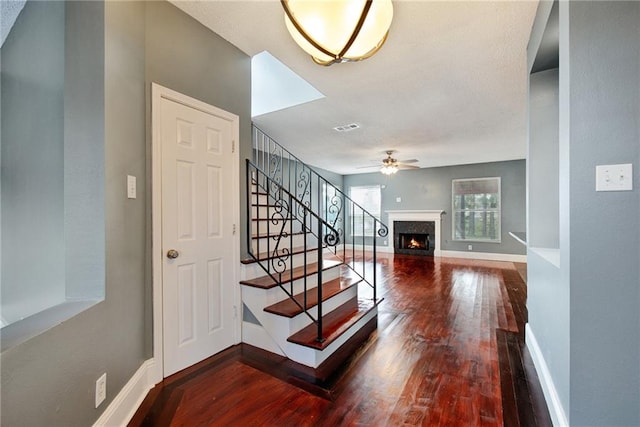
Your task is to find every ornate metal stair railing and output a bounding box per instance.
[253,125,388,300]
[247,160,340,342]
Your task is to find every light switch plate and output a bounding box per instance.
[596,164,633,191]
[396,197,402,203]
[127,175,137,199]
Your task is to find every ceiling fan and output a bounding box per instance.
[357,150,419,175]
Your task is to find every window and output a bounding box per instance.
[452,177,501,242]
[349,185,381,236]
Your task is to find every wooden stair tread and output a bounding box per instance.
[241,245,325,265]
[287,297,381,350]
[264,276,363,317]
[239,257,342,289]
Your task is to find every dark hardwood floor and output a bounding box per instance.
[130,254,551,426]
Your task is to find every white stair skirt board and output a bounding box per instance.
[242,320,285,356]
[525,324,569,427]
[93,359,157,427]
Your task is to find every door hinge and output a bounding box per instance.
[233,224,237,235]
[232,140,235,153]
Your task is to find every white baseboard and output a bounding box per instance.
[439,250,527,263]
[359,246,525,262]
[526,325,569,427]
[93,358,157,427]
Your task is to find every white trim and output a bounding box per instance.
[439,250,527,263]
[526,324,569,427]
[361,246,525,263]
[93,359,156,427]
[451,176,502,243]
[151,83,241,383]
[529,247,560,268]
[386,210,444,256]
[361,244,394,253]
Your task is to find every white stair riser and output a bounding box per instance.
[251,250,320,272]
[283,307,378,367]
[251,233,317,252]
[241,266,342,304]
[250,219,303,236]
[241,280,370,368]
[287,285,358,332]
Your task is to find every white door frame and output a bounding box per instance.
[150,82,241,383]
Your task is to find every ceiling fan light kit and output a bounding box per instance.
[380,164,398,175]
[281,0,394,66]
[355,150,419,175]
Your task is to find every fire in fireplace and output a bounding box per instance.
[394,220,435,256]
[399,233,430,251]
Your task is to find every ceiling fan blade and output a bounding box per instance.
[356,164,382,169]
[397,164,420,170]
[398,159,418,164]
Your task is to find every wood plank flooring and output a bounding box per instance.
[130,254,551,426]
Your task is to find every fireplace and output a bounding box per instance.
[394,221,435,256]
[399,233,430,251]
[386,210,443,256]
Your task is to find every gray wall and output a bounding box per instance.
[344,160,526,255]
[0,1,251,425]
[64,1,106,300]
[312,165,344,190]
[527,2,640,425]
[1,0,105,324]
[528,68,559,249]
[566,2,639,424]
[1,0,66,323]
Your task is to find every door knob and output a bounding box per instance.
[166,249,180,259]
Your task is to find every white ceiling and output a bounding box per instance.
[171,0,539,175]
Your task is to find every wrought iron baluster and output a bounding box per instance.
[362,207,365,281]
[290,194,294,298]
[266,176,271,276]
[373,219,377,302]
[317,209,324,343]
[303,205,308,315]
[351,201,355,270]
[246,161,252,258]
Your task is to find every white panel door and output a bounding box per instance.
[160,96,236,377]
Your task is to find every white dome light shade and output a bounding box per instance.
[380,164,398,175]
[282,0,393,66]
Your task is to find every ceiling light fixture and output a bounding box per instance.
[380,164,398,175]
[281,0,394,66]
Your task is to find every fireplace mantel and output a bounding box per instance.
[386,210,444,256]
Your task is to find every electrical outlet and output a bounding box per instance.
[127,175,137,199]
[95,373,106,408]
[468,244,473,251]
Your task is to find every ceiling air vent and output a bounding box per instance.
[333,123,360,132]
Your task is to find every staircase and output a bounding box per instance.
[240,126,387,371]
